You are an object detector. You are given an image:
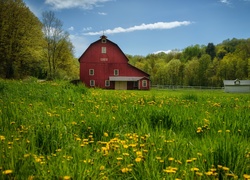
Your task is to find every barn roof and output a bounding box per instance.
[223,80,250,86]
[109,76,149,81]
[78,35,128,62]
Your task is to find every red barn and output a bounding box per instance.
[78,35,150,90]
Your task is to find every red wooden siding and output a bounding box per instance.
[79,36,150,90]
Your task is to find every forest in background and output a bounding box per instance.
[1,0,250,86]
[128,38,250,87]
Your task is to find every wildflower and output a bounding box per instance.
[104,132,109,137]
[136,151,142,157]
[122,153,130,156]
[197,152,202,156]
[186,159,192,163]
[2,170,13,175]
[121,168,131,173]
[210,168,217,172]
[116,157,123,161]
[217,165,222,169]
[163,167,177,174]
[196,127,203,133]
[135,157,142,162]
[194,172,202,176]
[205,171,213,176]
[218,130,222,133]
[100,166,105,170]
[222,167,230,171]
[226,173,235,177]
[175,160,182,164]
[0,135,5,141]
[168,157,174,161]
[63,176,71,180]
[191,167,199,172]
[243,174,250,179]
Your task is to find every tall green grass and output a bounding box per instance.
[0,79,249,179]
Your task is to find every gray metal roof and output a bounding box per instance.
[109,76,145,81]
[223,80,250,86]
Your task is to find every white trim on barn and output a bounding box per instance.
[223,79,250,93]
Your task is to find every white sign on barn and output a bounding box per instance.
[223,79,250,93]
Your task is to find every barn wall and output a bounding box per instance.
[79,37,150,90]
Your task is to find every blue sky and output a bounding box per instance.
[23,0,250,58]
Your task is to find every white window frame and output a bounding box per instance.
[102,47,106,53]
[105,80,110,87]
[89,69,94,76]
[90,80,95,86]
[142,80,147,87]
[102,39,106,43]
[114,69,119,76]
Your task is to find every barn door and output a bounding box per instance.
[115,81,127,90]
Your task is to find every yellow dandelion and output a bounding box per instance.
[122,153,130,156]
[226,173,235,177]
[191,167,199,172]
[2,170,13,175]
[218,130,222,133]
[186,159,192,163]
[196,172,203,176]
[0,135,5,141]
[121,168,129,173]
[123,144,129,149]
[100,166,105,171]
[63,176,71,180]
[156,156,161,160]
[104,132,109,137]
[135,157,142,162]
[116,157,123,161]
[205,171,213,176]
[226,130,230,133]
[168,157,174,161]
[136,151,142,157]
[217,165,223,169]
[243,174,250,179]
[222,167,230,171]
[163,169,176,174]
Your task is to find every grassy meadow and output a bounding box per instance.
[0,79,249,179]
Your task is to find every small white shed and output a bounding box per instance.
[223,79,250,93]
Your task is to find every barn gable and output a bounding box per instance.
[78,35,150,90]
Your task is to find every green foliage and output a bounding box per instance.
[128,38,250,87]
[0,80,249,179]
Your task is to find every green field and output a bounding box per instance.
[0,79,249,179]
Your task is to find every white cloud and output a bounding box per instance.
[69,34,89,57]
[83,27,92,31]
[84,21,192,35]
[219,0,230,4]
[153,49,181,55]
[45,0,112,10]
[153,50,172,54]
[68,26,74,31]
[98,12,107,15]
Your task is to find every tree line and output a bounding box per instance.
[128,38,250,87]
[0,0,78,80]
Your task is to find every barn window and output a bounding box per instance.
[90,80,95,86]
[142,80,147,87]
[102,47,106,53]
[114,69,119,76]
[105,80,110,87]
[89,69,94,75]
[102,39,106,43]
